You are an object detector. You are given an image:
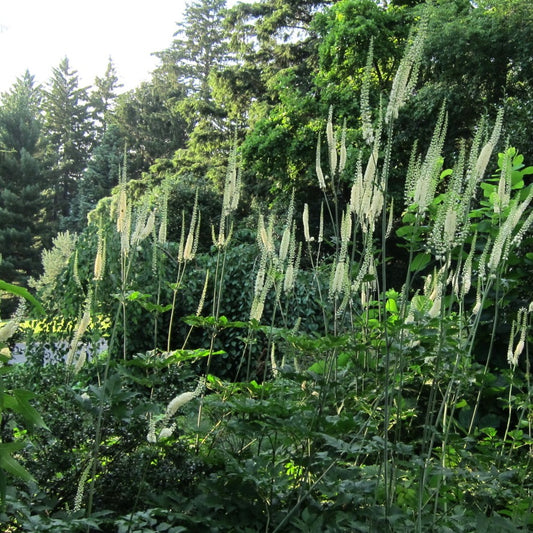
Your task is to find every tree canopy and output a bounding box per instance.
[1,0,533,300]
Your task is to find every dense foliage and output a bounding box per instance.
[1,0,532,531]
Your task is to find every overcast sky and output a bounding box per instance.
[0,0,189,94]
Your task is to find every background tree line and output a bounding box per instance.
[1,0,532,315]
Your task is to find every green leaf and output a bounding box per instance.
[410,295,432,313]
[337,352,351,368]
[308,360,325,374]
[138,302,173,314]
[0,280,44,316]
[115,365,154,387]
[0,442,34,482]
[386,298,398,313]
[12,389,48,430]
[396,225,414,238]
[409,253,431,272]
[127,348,226,369]
[440,168,453,179]
[126,291,151,301]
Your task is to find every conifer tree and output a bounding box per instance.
[156,0,230,101]
[42,57,92,231]
[76,124,124,226]
[89,58,122,141]
[153,0,234,183]
[0,72,46,314]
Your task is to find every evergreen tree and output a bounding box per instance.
[76,124,124,226]
[0,72,46,314]
[42,57,92,231]
[155,0,230,102]
[89,58,122,141]
[154,0,235,183]
[112,79,189,178]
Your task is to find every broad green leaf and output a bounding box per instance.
[410,295,432,313]
[409,253,431,272]
[337,352,351,368]
[396,225,415,238]
[0,442,34,482]
[308,360,325,374]
[12,389,48,430]
[386,298,398,313]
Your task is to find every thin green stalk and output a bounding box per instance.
[85,302,122,523]
[466,279,498,437]
[380,122,394,523]
[166,265,187,352]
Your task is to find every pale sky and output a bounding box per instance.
[0,0,189,94]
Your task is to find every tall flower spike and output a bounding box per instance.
[302,203,311,242]
[474,108,504,183]
[196,270,210,316]
[158,188,169,244]
[279,224,291,263]
[512,308,528,365]
[316,133,326,190]
[164,379,206,421]
[257,214,274,256]
[386,18,427,124]
[138,210,156,243]
[471,277,482,315]
[339,119,347,174]
[180,193,200,262]
[460,232,477,298]
[361,38,375,145]
[250,271,274,322]
[73,345,87,374]
[74,459,93,512]
[326,106,337,176]
[93,225,106,282]
[283,239,301,294]
[488,189,533,273]
[386,198,394,238]
[0,320,18,343]
[412,105,447,215]
[506,319,517,367]
[67,296,92,367]
[73,249,82,288]
[178,211,186,263]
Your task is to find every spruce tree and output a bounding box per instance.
[0,72,46,314]
[76,124,124,226]
[89,58,122,141]
[42,57,92,231]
